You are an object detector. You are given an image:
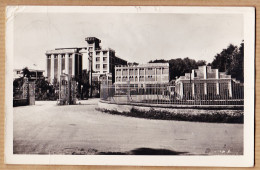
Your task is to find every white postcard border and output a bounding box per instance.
[5,6,255,167]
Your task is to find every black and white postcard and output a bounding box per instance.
[5,6,255,167]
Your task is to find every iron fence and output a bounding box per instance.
[100,82,244,105]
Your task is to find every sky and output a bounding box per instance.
[13,12,243,71]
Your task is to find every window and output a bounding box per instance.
[96,51,100,55]
[96,57,100,62]
[54,55,58,59]
[103,64,107,69]
[162,68,169,74]
[96,64,100,69]
[103,57,107,62]
[103,51,108,55]
[47,55,51,59]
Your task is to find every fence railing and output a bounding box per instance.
[100,83,244,106]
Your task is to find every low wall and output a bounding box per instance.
[98,100,244,123]
[13,99,28,107]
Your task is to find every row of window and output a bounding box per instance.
[96,64,108,69]
[96,51,108,55]
[96,57,107,62]
[116,75,156,79]
[116,68,166,72]
[47,54,73,59]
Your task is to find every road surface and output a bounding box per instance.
[13,99,243,155]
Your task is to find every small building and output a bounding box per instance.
[13,69,45,81]
[114,63,169,88]
[175,65,243,99]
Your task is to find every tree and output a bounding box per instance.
[22,67,31,78]
[149,58,207,81]
[211,41,244,82]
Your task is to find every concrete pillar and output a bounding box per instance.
[160,67,163,82]
[228,81,232,97]
[216,69,219,95]
[155,68,157,81]
[216,82,219,95]
[180,82,183,98]
[65,53,69,75]
[72,54,75,76]
[216,69,219,79]
[50,54,54,83]
[204,66,207,79]
[138,68,140,82]
[121,68,123,82]
[134,68,136,82]
[204,82,207,95]
[144,68,146,82]
[57,54,61,82]
[191,70,195,79]
[46,55,48,80]
[192,82,195,96]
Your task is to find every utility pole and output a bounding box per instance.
[89,57,93,98]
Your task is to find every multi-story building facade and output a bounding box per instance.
[13,69,45,81]
[45,48,83,84]
[175,65,243,99]
[114,63,169,88]
[46,37,127,98]
[85,37,127,85]
[46,37,127,85]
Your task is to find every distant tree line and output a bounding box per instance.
[149,58,206,81]
[149,41,244,82]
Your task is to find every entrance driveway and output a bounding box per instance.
[13,99,243,155]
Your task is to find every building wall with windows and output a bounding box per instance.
[114,63,169,88]
[175,65,243,99]
[13,69,45,81]
[85,37,127,85]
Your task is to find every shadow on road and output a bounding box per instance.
[98,147,188,155]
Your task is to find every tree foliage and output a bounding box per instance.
[149,58,206,81]
[22,67,31,78]
[149,41,244,83]
[211,41,244,82]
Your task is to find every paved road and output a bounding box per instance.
[13,99,243,155]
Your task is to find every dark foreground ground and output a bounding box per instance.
[13,99,243,155]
